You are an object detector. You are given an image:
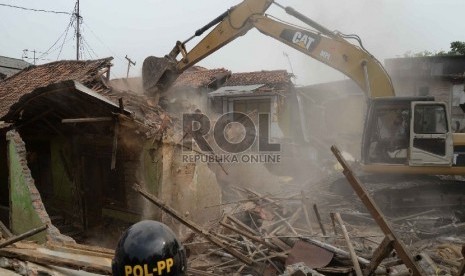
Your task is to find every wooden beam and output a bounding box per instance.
[111,120,119,170]
[313,203,326,236]
[334,213,363,276]
[61,117,113,123]
[220,217,280,251]
[0,247,111,275]
[16,109,54,129]
[133,184,253,265]
[363,234,394,276]
[0,221,12,239]
[331,145,424,276]
[301,191,314,235]
[0,225,47,249]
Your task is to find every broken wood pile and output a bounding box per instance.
[0,223,113,275]
[132,145,465,276]
[134,183,426,275]
[136,183,354,275]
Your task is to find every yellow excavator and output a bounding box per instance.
[142,0,465,211]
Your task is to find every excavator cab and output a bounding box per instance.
[409,101,453,166]
[362,97,454,167]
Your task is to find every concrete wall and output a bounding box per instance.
[156,141,222,237]
[7,130,72,243]
[391,77,465,131]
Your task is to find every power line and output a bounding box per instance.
[38,18,74,60]
[57,16,75,60]
[82,21,125,63]
[82,36,98,58]
[37,2,76,61]
[0,3,71,15]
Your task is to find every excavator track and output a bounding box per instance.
[331,173,465,216]
[370,176,465,215]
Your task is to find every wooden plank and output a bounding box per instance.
[313,203,326,236]
[61,117,113,123]
[0,248,111,275]
[0,225,47,249]
[331,145,424,276]
[46,241,114,259]
[303,238,370,266]
[187,268,221,276]
[111,120,119,170]
[226,215,258,236]
[134,184,253,265]
[330,212,338,235]
[0,267,21,276]
[0,221,13,238]
[334,213,363,276]
[220,217,280,251]
[301,191,314,235]
[363,234,394,276]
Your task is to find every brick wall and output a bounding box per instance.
[7,130,73,243]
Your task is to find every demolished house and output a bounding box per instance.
[296,80,365,161]
[385,55,465,132]
[0,58,222,261]
[1,59,464,275]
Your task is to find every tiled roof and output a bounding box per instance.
[0,58,112,119]
[223,70,291,86]
[172,68,231,89]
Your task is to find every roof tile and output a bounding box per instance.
[0,58,112,119]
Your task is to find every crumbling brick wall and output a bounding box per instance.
[7,130,73,243]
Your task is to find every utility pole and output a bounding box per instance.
[125,55,136,78]
[75,0,80,60]
[22,49,41,65]
[283,52,295,76]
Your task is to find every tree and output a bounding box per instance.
[449,41,465,55]
[402,41,465,57]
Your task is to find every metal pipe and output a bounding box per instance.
[274,1,336,38]
[362,61,372,98]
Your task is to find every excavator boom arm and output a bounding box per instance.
[142,0,394,98]
[142,0,273,94]
[250,15,394,98]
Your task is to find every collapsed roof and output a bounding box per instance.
[209,70,293,97]
[0,58,113,120]
[172,67,231,89]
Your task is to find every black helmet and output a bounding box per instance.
[112,220,187,276]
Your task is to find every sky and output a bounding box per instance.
[1,0,464,86]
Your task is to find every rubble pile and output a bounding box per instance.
[0,149,464,275]
[179,185,465,276]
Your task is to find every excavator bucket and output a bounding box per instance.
[142,56,179,95]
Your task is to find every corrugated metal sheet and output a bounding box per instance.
[0,56,30,78]
[209,84,265,97]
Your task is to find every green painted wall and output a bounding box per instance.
[8,133,46,243]
[49,137,74,214]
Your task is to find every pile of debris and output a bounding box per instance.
[0,146,464,275]
[0,224,113,275]
[133,146,465,276]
